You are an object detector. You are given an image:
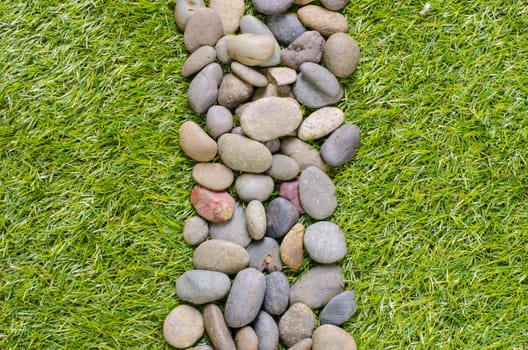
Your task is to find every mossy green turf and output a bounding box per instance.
[1,0,526,348]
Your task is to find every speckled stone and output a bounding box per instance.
[235,327,259,350]
[182,215,209,246]
[204,303,237,350]
[209,202,251,247]
[288,338,313,350]
[320,0,349,11]
[293,62,343,108]
[320,290,358,326]
[266,197,299,239]
[246,237,282,273]
[188,63,223,113]
[289,264,344,309]
[176,269,231,304]
[297,5,348,37]
[218,73,254,108]
[279,223,305,271]
[263,271,290,315]
[182,45,217,77]
[179,120,218,161]
[298,166,337,220]
[323,33,360,78]
[235,173,274,202]
[239,15,281,67]
[206,105,233,138]
[163,305,204,348]
[190,185,235,223]
[278,303,317,347]
[304,221,346,264]
[266,13,306,45]
[298,107,344,140]
[174,0,206,31]
[252,0,294,15]
[193,239,250,274]
[184,8,224,52]
[312,324,357,350]
[253,311,280,350]
[192,162,234,191]
[246,200,267,240]
[280,136,326,172]
[320,124,361,166]
[281,31,325,70]
[224,268,266,328]
[218,134,273,173]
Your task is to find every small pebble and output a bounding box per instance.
[218,133,273,173]
[252,0,294,15]
[266,197,300,239]
[182,215,209,246]
[279,180,304,214]
[290,264,344,309]
[298,107,344,141]
[280,136,326,172]
[192,162,234,191]
[297,5,349,37]
[190,185,235,223]
[265,139,281,153]
[235,173,274,202]
[266,67,297,86]
[324,33,360,78]
[239,15,281,67]
[188,63,223,113]
[280,223,305,271]
[299,166,337,220]
[288,338,313,350]
[231,62,269,87]
[163,305,204,348]
[304,221,347,264]
[253,311,280,350]
[206,105,233,138]
[182,45,217,77]
[281,31,325,70]
[312,324,357,350]
[209,0,245,34]
[320,290,358,326]
[235,327,259,350]
[278,303,317,347]
[263,271,290,315]
[174,0,205,31]
[246,200,267,240]
[179,120,217,162]
[193,239,250,274]
[246,237,282,273]
[293,62,343,108]
[266,154,300,181]
[266,13,306,45]
[203,303,237,350]
[176,269,231,304]
[184,8,224,52]
[320,0,350,11]
[218,73,254,108]
[320,124,361,166]
[252,83,279,101]
[209,202,251,247]
[227,33,276,66]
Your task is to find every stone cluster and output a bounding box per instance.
[164,0,361,349]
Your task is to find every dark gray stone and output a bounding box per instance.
[266,197,299,239]
[176,270,231,304]
[320,290,357,326]
[278,303,317,347]
[320,124,361,166]
[246,237,282,273]
[293,62,343,108]
[266,13,306,45]
[289,264,344,309]
[251,0,294,15]
[281,31,325,70]
[209,202,251,247]
[321,0,349,11]
[304,221,346,264]
[224,268,266,328]
[253,311,280,350]
[263,271,290,315]
[188,63,223,114]
[298,166,337,220]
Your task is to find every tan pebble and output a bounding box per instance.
[179,121,217,162]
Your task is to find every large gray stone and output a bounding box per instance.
[188,63,223,113]
[224,268,266,328]
[304,221,346,264]
[176,270,231,304]
[293,62,343,108]
[289,264,343,309]
[298,166,337,220]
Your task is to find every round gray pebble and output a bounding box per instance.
[253,311,280,350]
[320,124,361,166]
[266,13,306,45]
[193,239,250,274]
[206,105,233,138]
[182,45,216,77]
[176,269,231,304]
[266,154,300,181]
[235,173,274,202]
[298,166,337,220]
[182,215,209,246]
[289,264,344,309]
[281,31,325,70]
[320,290,357,325]
[188,63,223,114]
[278,303,317,347]
[224,268,266,328]
[209,202,251,247]
[293,62,343,108]
[218,133,273,173]
[263,271,290,315]
[304,221,347,264]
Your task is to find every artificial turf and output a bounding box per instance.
[1,0,527,348]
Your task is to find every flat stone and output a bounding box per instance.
[312,324,357,350]
[280,136,326,172]
[304,221,346,263]
[293,62,343,108]
[240,97,302,142]
[263,271,290,315]
[188,63,223,114]
[224,268,266,328]
[298,166,337,220]
[235,173,274,202]
[206,105,233,138]
[281,31,325,70]
[240,15,281,67]
[209,0,244,34]
[182,45,217,77]
[174,0,205,31]
[227,34,275,66]
[231,62,268,87]
[266,197,299,239]
[298,107,344,140]
[218,134,273,173]
[320,0,350,11]
[193,239,250,274]
[324,33,360,78]
[279,223,305,271]
[246,200,267,240]
[179,120,217,161]
[288,338,313,350]
[278,303,317,347]
[184,8,224,52]
[183,215,209,246]
[192,162,234,191]
[266,13,306,45]
[235,327,259,350]
[163,305,204,348]
[279,180,304,214]
[203,303,237,350]
[209,202,251,247]
[176,269,231,304]
[297,5,348,37]
[246,237,282,273]
[253,311,280,350]
[190,186,235,223]
[290,264,344,309]
[252,0,294,15]
[266,154,300,181]
[215,34,235,64]
[320,290,357,326]
[266,67,297,86]
[218,73,254,108]
[320,124,361,166]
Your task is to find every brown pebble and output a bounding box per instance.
[235,326,259,350]
[204,304,237,350]
[179,121,218,162]
[280,223,305,270]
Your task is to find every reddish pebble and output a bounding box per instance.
[279,180,304,214]
[190,186,235,223]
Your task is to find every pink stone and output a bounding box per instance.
[190,186,235,223]
[279,180,304,214]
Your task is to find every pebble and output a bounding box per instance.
[289,264,344,309]
[224,268,266,328]
[182,215,209,246]
[279,180,304,214]
[297,5,349,37]
[182,45,217,77]
[266,197,299,239]
[227,34,275,66]
[230,126,245,136]
[174,0,205,31]
[266,67,297,86]
[163,305,204,348]
[235,327,259,350]
[266,13,306,45]
[293,62,344,108]
[278,303,317,347]
[304,221,347,263]
[209,0,244,34]
[246,237,282,273]
[320,290,357,326]
[252,83,279,101]
[320,0,350,11]
[179,120,217,161]
[240,97,302,142]
[231,62,269,87]
[265,139,281,153]
[320,124,361,166]
[281,31,325,70]
[245,200,267,240]
[280,136,326,171]
[192,162,234,191]
[203,303,237,350]
[184,8,224,52]
[193,239,250,274]
[235,173,274,202]
[279,223,305,271]
[190,185,235,223]
[206,105,233,138]
[252,0,294,15]
[239,15,281,67]
[191,346,214,350]
[312,324,357,350]
[288,338,313,350]
[266,154,300,181]
[298,107,344,141]
[324,33,360,78]
[253,311,280,350]
[218,73,254,108]
[294,0,314,4]
[215,34,235,64]
[209,202,251,247]
[263,271,290,315]
[188,63,223,114]
[218,133,273,173]
[299,166,337,220]
[176,269,231,304]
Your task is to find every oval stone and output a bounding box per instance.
[266,154,300,181]
[297,5,348,37]
[246,237,282,273]
[252,0,294,15]
[215,34,235,64]
[279,223,305,271]
[293,62,343,108]
[218,134,273,173]
[235,173,275,202]
[266,13,306,45]
[263,271,290,315]
[289,338,314,350]
[235,327,259,350]
[321,0,349,10]
[304,221,346,264]
[192,162,234,191]
[182,45,217,77]
[176,270,231,304]
[320,124,361,166]
[179,121,217,161]
[239,15,281,67]
[324,33,360,78]
[312,324,357,350]
[224,268,266,328]
[174,0,205,31]
[227,34,275,66]
[298,107,344,140]
[299,166,337,220]
[163,305,204,348]
[280,136,326,172]
[278,303,317,347]
[266,67,297,86]
[188,63,223,113]
[209,202,251,247]
[246,200,267,240]
[253,311,280,350]
[218,73,254,108]
[193,239,250,274]
[231,62,268,87]
[320,290,357,326]
[190,186,235,223]
[206,105,233,138]
[203,303,237,350]
[183,215,209,246]
[281,31,325,70]
[290,264,344,309]
[184,8,224,52]
[266,197,299,239]
[209,0,244,34]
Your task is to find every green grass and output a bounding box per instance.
[1,0,526,348]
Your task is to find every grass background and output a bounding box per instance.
[1,0,527,348]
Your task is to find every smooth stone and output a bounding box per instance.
[288,338,313,350]
[246,237,282,273]
[297,5,348,37]
[266,13,306,45]
[279,180,303,214]
[215,35,235,64]
[281,31,325,70]
[304,221,346,264]
[265,139,281,153]
[174,0,205,31]
[209,202,251,247]
[182,45,217,77]
[320,0,350,10]
[320,124,361,166]
[252,0,294,15]
[253,311,279,350]
[227,34,275,66]
[252,83,279,101]
[240,97,302,142]
[203,304,237,350]
[193,239,250,274]
[299,166,337,220]
[224,268,266,328]
[280,136,326,172]
[218,73,254,108]
[312,324,357,350]
[176,270,231,304]
[293,0,314,4]
[235,327,259,350]
[184,8,224,52]
[206,105,233,138]
[263,271,290,316]
[298,107,344,141]
[266,197,299,239]
[235,173,274,202]
[190,185,235,223]
[183,215,209,246]
[231,62,268,87]
[293,62,343,108]
[278,303,317,347]
[191,346,214,350]
[192,162,234,191]
[163,305,204,348]
[266,67,297,86]
[218,134,273,173]
[179,120,217,161]
[230,126,245,136]
[279,223,305,271]
[240,15,281,67]
[209,0,244,34]
[188,63,223,113]
[320,290,358,325]
[246,200,267,240]
[266,154,299,181]
[324,33,360,78]
[290,264,344,309]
